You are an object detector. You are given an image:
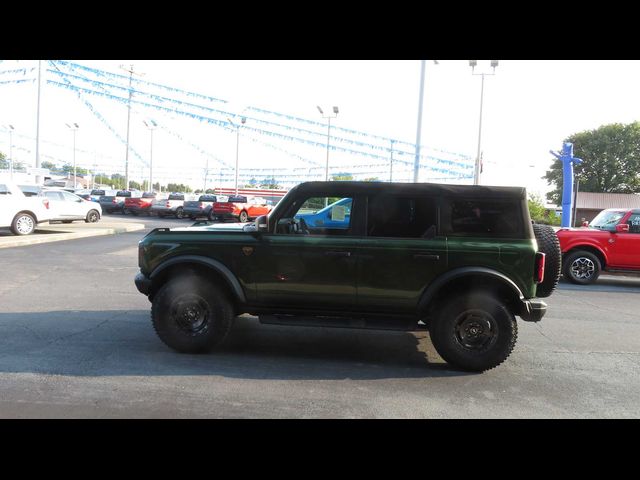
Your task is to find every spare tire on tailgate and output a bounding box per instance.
[532,223,561,297]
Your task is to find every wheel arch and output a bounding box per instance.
[418,267,525,320]
[13,210,39,223]
[563,245,607,269]
[149,255,246,305]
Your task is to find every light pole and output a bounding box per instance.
[317,105,339,181]
[413,60,439,183]
[470,60,498,185]
[65,122,79,189]
[120,64,144,190]
[4,125,14,180]
[227,116,246,195]
[143,119,157,192]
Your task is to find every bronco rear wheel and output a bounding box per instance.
[151,275,235,353]
[429,293,517,372]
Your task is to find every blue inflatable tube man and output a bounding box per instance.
[550,142,583,228]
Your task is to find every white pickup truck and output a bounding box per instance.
[0,181,53,235]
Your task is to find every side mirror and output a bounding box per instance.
[615,223,630,233]
[256,215,269,232]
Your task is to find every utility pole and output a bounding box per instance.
[389,139,395,182]
[35,60,43,185]
[120,64,144,190]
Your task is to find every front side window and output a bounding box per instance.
[277,196,353,235]
[627,213,640,233]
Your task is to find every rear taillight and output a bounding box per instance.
[166,201,171,207]
[112,198,118,203]
[43,199,50,209]
[199,202,203,208]
[535,252,546,283]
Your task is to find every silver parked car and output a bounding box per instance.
[42,189,102,223]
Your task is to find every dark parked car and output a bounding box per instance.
[183,194,218,220]
[135,181,561,372]
[100,190,135,214]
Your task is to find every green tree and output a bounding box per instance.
[62,163,89,176]
[331,172,353,181]
[259,177,280,189]
[544,122,640,204]
[41,161,57,171]
[528,193,560,226]
[0,151,6,169]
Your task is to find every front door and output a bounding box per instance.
[254,196,359,311]
[609,212,640,268]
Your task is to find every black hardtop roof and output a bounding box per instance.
[288,181,526,199]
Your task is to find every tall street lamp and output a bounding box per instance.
[3,124,14,180]
[65,122,79,189]
[143,119,157,191]
[227,116,246,195]
[413,60,438,183]
[317,105,339,181]
[470,60,498,185]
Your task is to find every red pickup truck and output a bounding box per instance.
[556,208,640,284]
[212,195,272,223]
[124,192,157,215]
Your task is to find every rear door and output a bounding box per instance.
[357,194,447,314]
[44,191,66,219]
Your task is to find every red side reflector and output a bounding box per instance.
[535,252,546,283]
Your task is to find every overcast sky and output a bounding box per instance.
[2,60,640,200]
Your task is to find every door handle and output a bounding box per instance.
[413,253,440,260]
[324,251,351,257]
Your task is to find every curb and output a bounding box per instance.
[0,223,145,249]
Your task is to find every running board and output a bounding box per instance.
[258,314,422,331]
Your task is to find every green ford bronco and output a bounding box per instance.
[135,181,561,371]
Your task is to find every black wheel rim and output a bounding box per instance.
[453,309,497,351]
[170,294,212,335]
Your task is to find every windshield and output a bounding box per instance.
[590,210,626,231]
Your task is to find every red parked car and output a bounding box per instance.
[212,195,272,223]
[556,208,640,284]
[124,192,157,216]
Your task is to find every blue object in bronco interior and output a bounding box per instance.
[295,197,352,229]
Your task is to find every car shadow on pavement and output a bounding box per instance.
[558,276,640,293]
[0,310,474,380]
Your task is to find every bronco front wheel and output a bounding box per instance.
[429,293,518,372]
[151,275,235,353]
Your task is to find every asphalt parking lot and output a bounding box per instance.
[0,212,639,418]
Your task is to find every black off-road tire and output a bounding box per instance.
[429,293,518,372]
[151,275,235,353]
[532,223,562,297]
[563,250,601,285]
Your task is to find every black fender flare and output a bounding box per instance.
[418,266,525,312]
[149,255,246,303]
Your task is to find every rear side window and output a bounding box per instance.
[0,184,9,195]
[168,194,184,200]
[444,198,523,238]
[367,195,438,238]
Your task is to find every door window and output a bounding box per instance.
[367,195,437,238]
[44,191,64,201]
[627,214,640,233]
[279,196,353,235]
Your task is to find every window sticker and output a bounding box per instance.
[331,205,346,221]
